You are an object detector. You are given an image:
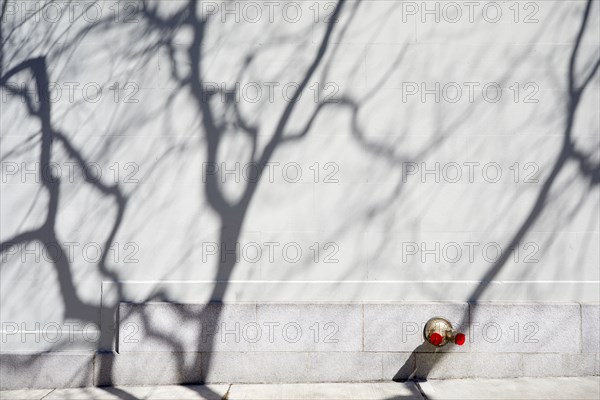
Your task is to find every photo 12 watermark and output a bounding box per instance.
[400,241,540,264]
[400,320,540,344]
[201,241,340,264]
[1,81,140,104]
[1,321,101,344]
[399,1,541,24]
[1,241,140,264]
[1,161,142,184]
[400,82,539,104]
[202,161,340,184]
[2,1,142,24]
[121,320,341,345]
[201,81,339,104]
[401,161,541,184]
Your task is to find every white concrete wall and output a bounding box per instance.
[0,0,598,387]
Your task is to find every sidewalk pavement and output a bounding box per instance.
[1,377,598,399]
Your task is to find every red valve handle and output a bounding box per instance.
[429,332,444,346]
[455,333,466,346]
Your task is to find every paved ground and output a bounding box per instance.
[1,377,599,399]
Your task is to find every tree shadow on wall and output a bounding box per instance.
[1,0,354,397]
[0,0,598,397]
[395,0,599,382]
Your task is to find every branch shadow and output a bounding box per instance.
[394,0,599,382]
[0,0,598,396]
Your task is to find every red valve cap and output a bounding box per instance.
[429,332,444,346]
[455,333,466,346]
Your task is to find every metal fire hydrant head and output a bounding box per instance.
[424,317,466,347]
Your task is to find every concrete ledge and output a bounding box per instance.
[522,353,599,377]
[364,303,469,352]
[0,353,93,390]
[118,303,364,353]
[200,352,386,383]
[118,302,588,354]
[582,304,600,353]
[93,351,596,385]
[1,351,598,389]
[470,303,581,353]
[415,353,523,379]
[2,302,599,389]
[94,352,202,386]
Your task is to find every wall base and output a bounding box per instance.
[1,302,598,390]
